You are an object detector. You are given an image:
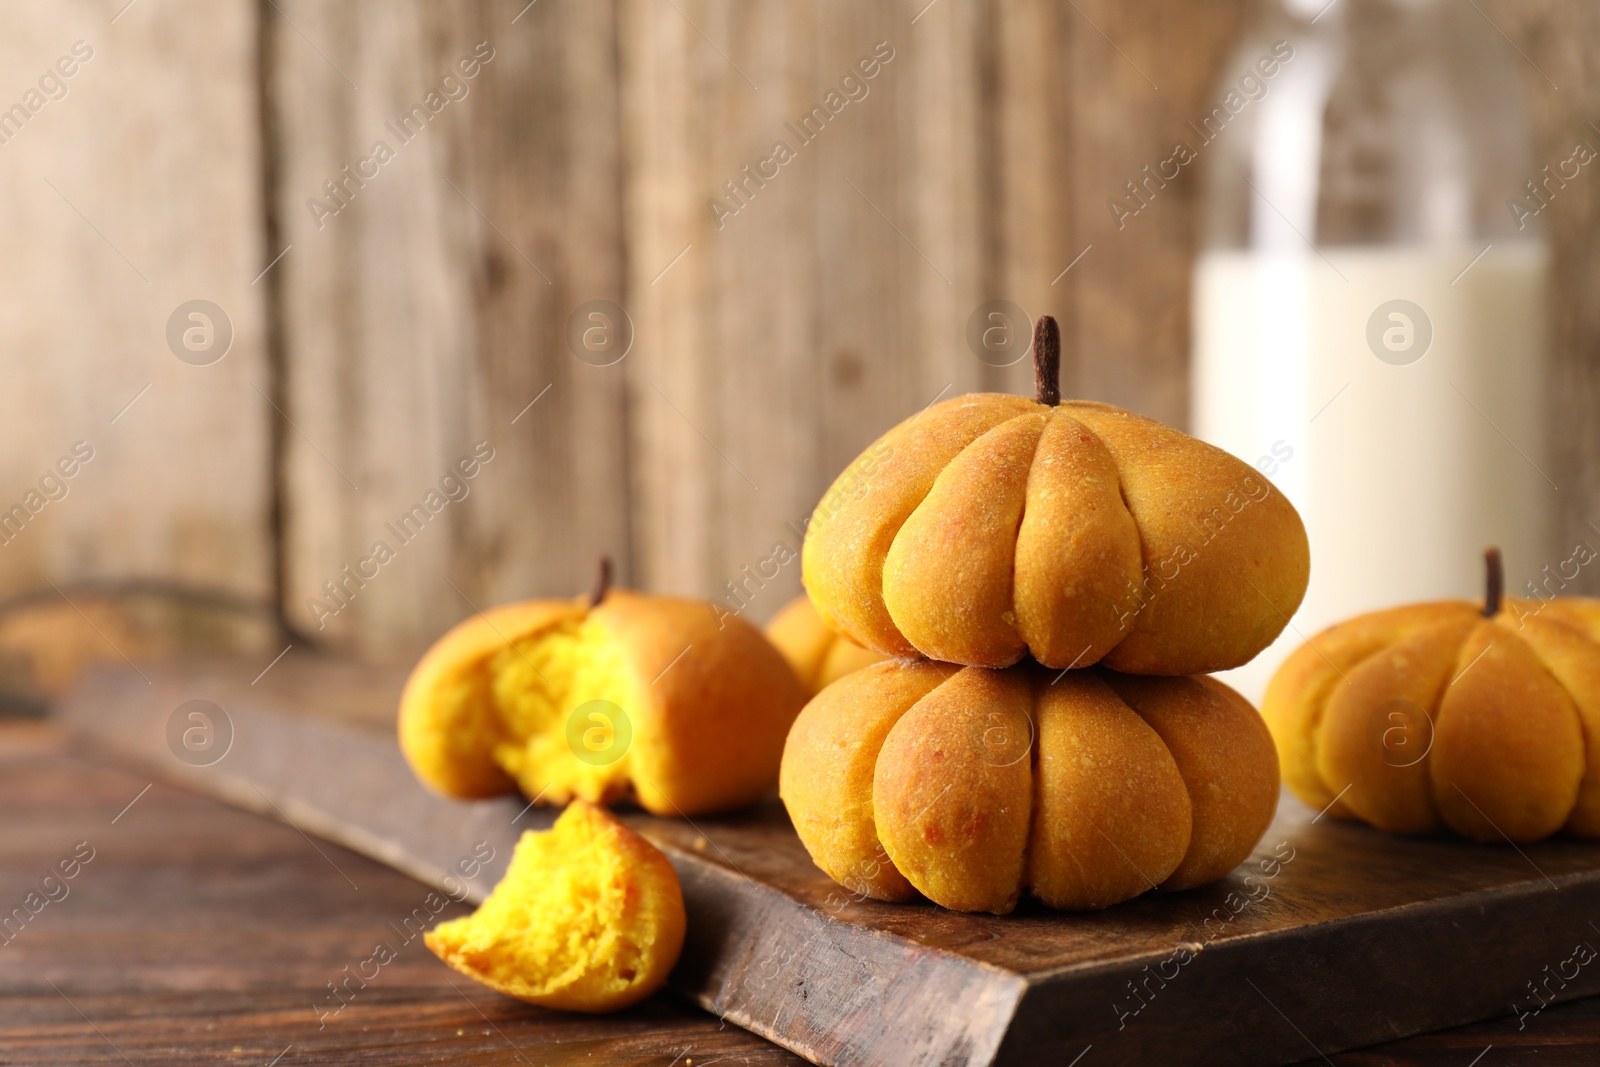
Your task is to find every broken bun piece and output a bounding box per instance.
[425,801,686,1012]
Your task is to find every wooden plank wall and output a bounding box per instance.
[267,0,631,654]
[1502,1,1600,576]
[3,0,1598,663]
[0,0,271,601]
[267,0,1253,658]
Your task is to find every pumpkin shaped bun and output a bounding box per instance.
[400,560,807,816]
[1264,549,1600,844]
[780,658,1280,913]
[766,594,887,697]
[801,316,1309,677]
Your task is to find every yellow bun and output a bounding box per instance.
[1263,570,1600,843]
[765,594,887,696]
[425,801,686,1012]
[780,659,1279,914]
[400,586,807,816]
[801,390,1309,677]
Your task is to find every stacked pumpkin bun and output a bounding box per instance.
[782,315,1306,914]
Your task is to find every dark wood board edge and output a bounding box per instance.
[672,853,1027,1067]
[994,873,1600,1066]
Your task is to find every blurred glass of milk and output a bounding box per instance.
[1193,0,1551,703]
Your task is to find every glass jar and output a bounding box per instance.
[1192,0,1551,701]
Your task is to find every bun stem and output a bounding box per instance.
[1033,315,1061,406]
[589,556,614,608]
[1483,547,1503,618]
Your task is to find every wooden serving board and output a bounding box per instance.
[57,657,1600,1067]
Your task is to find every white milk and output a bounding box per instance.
[1192,241,1550,703]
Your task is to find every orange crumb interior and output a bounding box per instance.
[424,803,675,1010]
[446,617,647,805]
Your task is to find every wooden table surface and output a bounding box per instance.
[5,719,1599,1067]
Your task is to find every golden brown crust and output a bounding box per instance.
[1013,412,1144,671]
[783,658,1278,912]
[592,592,807,815]
[1070,404,1309,676]
[802,394,1037,657]
[1266,596,1600,843]
[1513,614,1600,836]
[883,414,1046,667]
[1028,671,1190,908]
[800,393,1309,676]
[779,660,955,901]
[1105,674,1279,890]
[1316,617,1476,834]
[1260,602,1476,819]
[874,667,1034,914]
[1527,598,1600,641]
[1431,620,1584,841]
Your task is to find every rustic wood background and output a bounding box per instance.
[0,0,1596,663]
